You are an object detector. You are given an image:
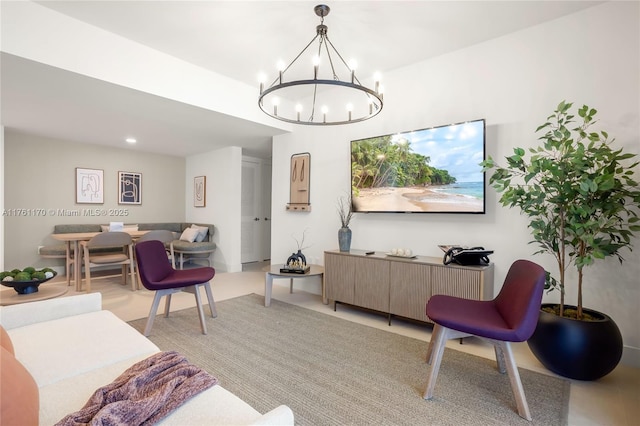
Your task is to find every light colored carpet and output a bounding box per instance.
[128,294,569,426]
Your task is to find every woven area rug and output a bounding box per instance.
[128,293,569,426]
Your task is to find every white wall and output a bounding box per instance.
[271,2,640,366]
[3,130,186,270]
[0,1,289,130]
[186,146,243,272]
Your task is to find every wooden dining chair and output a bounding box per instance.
[135,230,176,266]
[80,231,136,292]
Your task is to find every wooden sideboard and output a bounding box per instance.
[324,249,494,324]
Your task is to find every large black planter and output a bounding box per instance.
[527,304,623,381]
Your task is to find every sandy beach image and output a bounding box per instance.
[353,187,483,213]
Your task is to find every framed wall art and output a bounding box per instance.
[194,175,206,207]
[286,152,311,211]
[118,171,142,205]
[76,167,104,204]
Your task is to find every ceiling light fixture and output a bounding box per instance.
[125,138,137,144]
[258,4,384,126]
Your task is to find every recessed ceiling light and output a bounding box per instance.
[125,138,137,144]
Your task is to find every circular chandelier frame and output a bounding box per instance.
[258,4,384,126]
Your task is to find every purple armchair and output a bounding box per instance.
[423,259,545,421]
[135,240,217,336]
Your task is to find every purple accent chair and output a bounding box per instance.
[423,259,546,421]
[135,240,217,336]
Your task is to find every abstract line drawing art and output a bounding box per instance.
[119,171,142,205]
[76,168,104,204]
[194,176,206,207]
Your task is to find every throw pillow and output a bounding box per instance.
[179,228,199,243]
[0,347,39,425]
[100,225,109,233]
[108,222,124,231]
[0,326,14,355]
[190,224,209,243]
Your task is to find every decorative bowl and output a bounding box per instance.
[1,272,57,294]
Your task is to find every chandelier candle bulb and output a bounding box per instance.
[313,56,320,80]
[295,104,303,121]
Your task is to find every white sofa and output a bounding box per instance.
[0,293,294,425]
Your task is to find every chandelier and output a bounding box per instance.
[258,4,384,126]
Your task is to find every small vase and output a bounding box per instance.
[286,250,307,267]
[338,227,352,252]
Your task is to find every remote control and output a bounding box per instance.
[365,251,375,255]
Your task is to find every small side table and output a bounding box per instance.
[263,264,325,307]
[0,282,68,306]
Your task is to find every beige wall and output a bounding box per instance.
[3,130,186,269]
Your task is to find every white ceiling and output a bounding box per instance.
[1,1,602,158]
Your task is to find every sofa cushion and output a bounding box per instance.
[7,310,158,387]
[190,224,209,242]
[38,244,68,257]
[0,325,14,355]
[172,240,216,253]
[38,355,154,425]
[54,224,102,233]
[38,359,268,426]
[139,223,183,233]
[0,347,39,426]
[180,227,200,243]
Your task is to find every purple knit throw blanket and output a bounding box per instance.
[55,351,218,426]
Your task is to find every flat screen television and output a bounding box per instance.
[351,119,486,214]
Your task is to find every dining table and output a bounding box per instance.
[51,230,149,291]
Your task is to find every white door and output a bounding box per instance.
[261,161,272,261]
[241,159,261,263]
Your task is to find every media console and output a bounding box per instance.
[324,249,494,325]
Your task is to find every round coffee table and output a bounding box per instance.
[0,282,68,306]
[262,264,325,307]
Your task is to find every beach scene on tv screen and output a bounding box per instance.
[351,120,485,213]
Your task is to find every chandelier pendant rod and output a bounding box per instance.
[321,35,340,81]
[266,34,320,90]
[324,36,356,83]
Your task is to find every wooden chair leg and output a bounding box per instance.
[144,291,165,337]
[498,341,532,421]
[494,344,507,374]
[84,254,91,293]
[66,243,73,287]
[423,324,449,400]
[129,264,136,291]
[193,285,208,335]
[203,282,217,318]
[426,323,443,364]
[164,294,172,317]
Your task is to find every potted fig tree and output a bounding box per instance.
[481,101,640,380]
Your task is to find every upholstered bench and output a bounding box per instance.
[39,222,216,275]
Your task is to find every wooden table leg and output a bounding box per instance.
[74,241,82,291]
